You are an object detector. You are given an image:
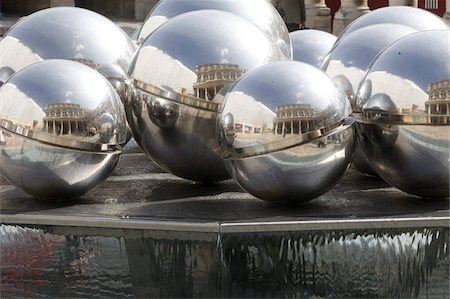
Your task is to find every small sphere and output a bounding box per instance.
[127,10,285,182]
[356,30,450,198]
[290,29,336,67]
[0,60,126,199]
[137,0,292,59]
[217,61,355,204]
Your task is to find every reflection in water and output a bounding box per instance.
[0,225,448,298]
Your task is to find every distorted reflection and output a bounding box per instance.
[194,64,246,101]
[362,76,450,125]
[1,225,448,298]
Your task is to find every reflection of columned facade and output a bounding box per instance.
[425,80,450,124]
[193,64,246,101]
[274,104,321,135]
[43,104,88,136]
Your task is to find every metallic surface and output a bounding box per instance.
[0,60,126,199]
[322,24,417,110]
[338,6,449,42]
[0,7,136,103]
[137,0,292,59]
[217,61,355,203]
[356,30,450,198]
[321,24,417,176]
[127,10,285,182]
[290,29,336,67]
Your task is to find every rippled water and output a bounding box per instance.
[0,225,448,298]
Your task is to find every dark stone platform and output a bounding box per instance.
[1,138,449,232]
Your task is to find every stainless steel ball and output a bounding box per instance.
[137,0,292,59]
[290,29,336,67]
[127,10,285,182]
[0,60,127,199]
[356,30,450,198]
[0,7,136,102]
[338,6,448,42]
[322,24,417,109]
[321,24,417,176]
[217,61,355,204]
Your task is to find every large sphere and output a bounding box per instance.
[137,0,292,59]
[290,29,336,67]
[0,7,136,101]
[0,60,127,199]
[127,10,285,182]
[338,6,448,42]
[356,30,450,198]
[321,24,417,176]
[217,61,355,204]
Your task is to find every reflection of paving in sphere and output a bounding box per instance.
[0,134,119,199]
[357,30,450,198]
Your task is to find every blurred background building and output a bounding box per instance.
[0,0,449,36]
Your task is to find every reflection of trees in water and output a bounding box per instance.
[219,228,449,298]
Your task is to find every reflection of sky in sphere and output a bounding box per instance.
[368,30,450,92]
[229,61,336,112]
[339,6,448,40]
[143,10,277,71]
[8,7,133,65]
[7,60,112,111]
[327,24,416,71]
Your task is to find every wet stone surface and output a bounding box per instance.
[0,138,449,223]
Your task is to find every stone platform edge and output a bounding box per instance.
[1,213,449,234]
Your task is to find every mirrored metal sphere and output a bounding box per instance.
[127,10,285,182]
[322,23,417,176]
[322,24,417,109]
[356,30,450,198]
[0,60,127,199]
[217,61,355,203]
[0,7,136,102]
[290,29,336,67]
[137,0,292,59]
[338,6,448,42]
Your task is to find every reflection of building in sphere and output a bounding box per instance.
[425,80,450,124]
[274,104,321,136]
[43,103,89,136]
[193,64,246,101]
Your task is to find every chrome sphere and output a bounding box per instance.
[217,61,355,204]
[137,0,292,59]
[127,10,285,182]
[0,7,136,101]
[0,60,127,199]
[356,30,450,198]
[338,6,448,42]
[322,24,417,109]
[290,29,336,67]
[322,24,417,176]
